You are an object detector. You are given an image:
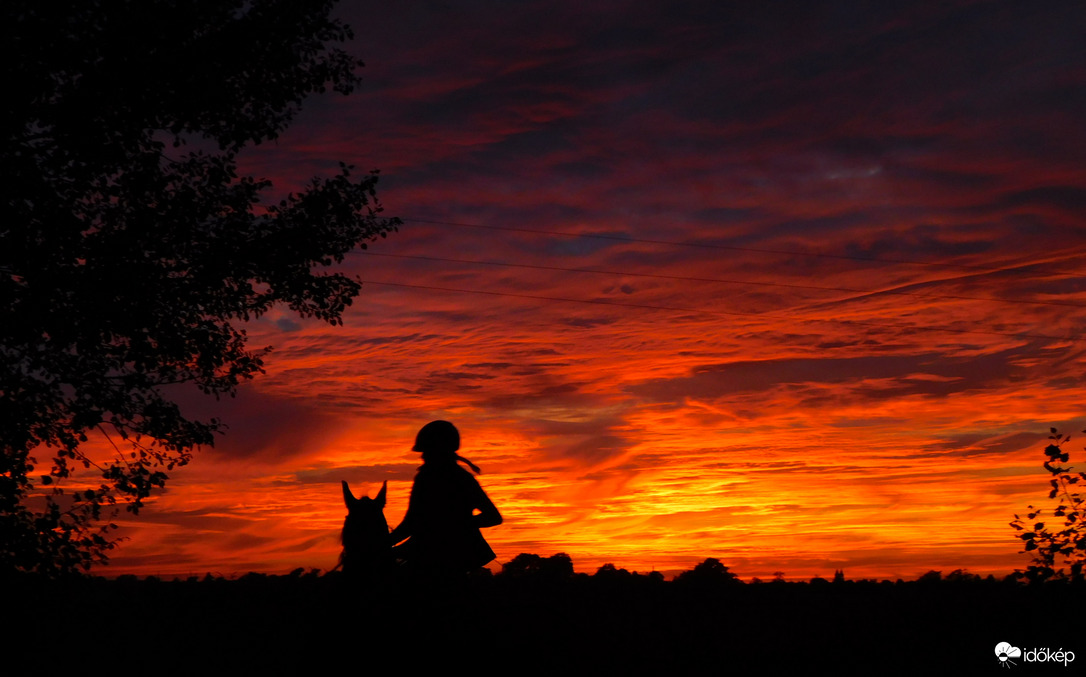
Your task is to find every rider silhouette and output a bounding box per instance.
[389,421,502,578]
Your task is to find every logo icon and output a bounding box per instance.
[996,642,1022,668]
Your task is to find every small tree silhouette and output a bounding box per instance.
[1010,428,1086,582]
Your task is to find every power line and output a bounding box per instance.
[399,216,1086,275]
[359,279,1081,344]
[361,251,1086,310]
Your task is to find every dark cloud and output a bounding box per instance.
[293,464,419,486]
[173,386,347,462]
[135,506,250,531]
[275,318,302,332]
[625,348,1033,405]
[225,533,276,550]
[557,435,630,466]
[923,431,1040,457]
[526,415,626,437]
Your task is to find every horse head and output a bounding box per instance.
[340,480,391,577]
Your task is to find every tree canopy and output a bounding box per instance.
[1,0,399,575]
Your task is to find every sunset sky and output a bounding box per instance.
[100,0,1086,580]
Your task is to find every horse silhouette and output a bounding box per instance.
[340,480,395,581]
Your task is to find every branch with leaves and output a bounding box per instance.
[1010,428,1086,582]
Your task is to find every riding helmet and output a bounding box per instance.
[412,420,460,453]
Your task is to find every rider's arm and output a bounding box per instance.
[471,478,502,529]
[389,481,419,545]
[388,517,412,546]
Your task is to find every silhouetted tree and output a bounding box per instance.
[594,562,632,579]
[674,557,741,586]
[916,570,942,585]
[502,553,545,577]
[2,0,398,576]
[943,569,981,584]
[543,552,575,580]
[1010,428,1086,582]
[501,552,574,582]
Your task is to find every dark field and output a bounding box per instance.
[9,571,1082,675]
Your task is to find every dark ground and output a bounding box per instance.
[7,572,1081,675]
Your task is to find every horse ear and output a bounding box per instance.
[376,480,387,508]
[342,480,358,507]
